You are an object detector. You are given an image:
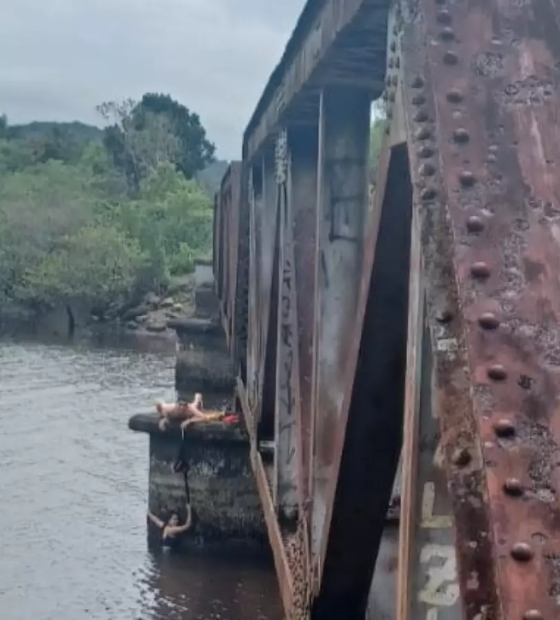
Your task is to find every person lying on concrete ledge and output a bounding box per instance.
[155,392,224,431]
[147,504,192,549]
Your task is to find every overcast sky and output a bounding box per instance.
[0,0,306,159]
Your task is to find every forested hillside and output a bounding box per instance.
[0,95,228,326]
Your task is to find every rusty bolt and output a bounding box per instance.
[470,261,491,279]
[440,27,455,41]
[452,447,472,467]
[511,542,534,562]
[411,76,424,88]
[459,170,476,187]
[478,312,499,329]
[503,478,524,496]
[415,127,432,140]
[466,215,485,233]
[435,309,453,324]
[419,163,436,176]
[487,364,507,381]
[443,50,459,65]
[436,9,452,24]
[418,145,434,158]
[523,611,544,620]
[453,128,470,144]
[493,418,515,437]
[446,89,463,103]
[421,187,437,201]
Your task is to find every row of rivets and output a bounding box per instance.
[383,10,402,134]
[432,3,543,612]
[438,2,544,605]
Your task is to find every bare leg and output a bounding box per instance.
[192,393,203,409]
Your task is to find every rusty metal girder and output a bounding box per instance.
[395,0,560,616]
[215,0,560,618]
[233,130,315,620]
[397,213,461,620]
[291,125,320,506]
[213,163,243,351]
[243,0,389,161]
[312,139,411,617]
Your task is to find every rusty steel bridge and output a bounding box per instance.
[212,0,560,617]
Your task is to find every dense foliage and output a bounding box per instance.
[0,95,219,318]
[98,94,216,191]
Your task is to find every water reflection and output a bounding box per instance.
[0,338,282,620]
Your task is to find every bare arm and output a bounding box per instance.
[147,510,165,529]
[165,505,192,535]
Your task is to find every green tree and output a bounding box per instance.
[139,93,215,178]
[18,225,146,308]
[0,97,216,323]
[0,161,97,303]
[99,94,215,191]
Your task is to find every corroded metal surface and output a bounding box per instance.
[213,162,242,348]
[243,0,390,161]
[213,0,560,616]
[400,0,560,616]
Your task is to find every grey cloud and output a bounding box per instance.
[0,0,306,159]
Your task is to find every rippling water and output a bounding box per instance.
[0,338,282,620]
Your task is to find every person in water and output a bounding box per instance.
[156,392,225,431]
[147,504,193,548]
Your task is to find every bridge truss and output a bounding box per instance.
[214,0,560,618]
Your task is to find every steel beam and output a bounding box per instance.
[396,207,461,620]
[310,86,371,565]
[243,0,390,162]
[312,139,412,618]
[291,125,320,506]
[273,131,301,517]
[396,0,560,616]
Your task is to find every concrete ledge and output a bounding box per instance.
[175,351,235,395]
[194,257,213,267]
[167,317,222,336]
[129,413,248,444]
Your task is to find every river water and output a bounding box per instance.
[0,337,282,620]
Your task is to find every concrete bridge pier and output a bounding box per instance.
[128,414,267,552]
[171,318,236,408]
[128,270,267,554]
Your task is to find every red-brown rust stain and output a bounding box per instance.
[403,12,503,617]
[407,0,560,614]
